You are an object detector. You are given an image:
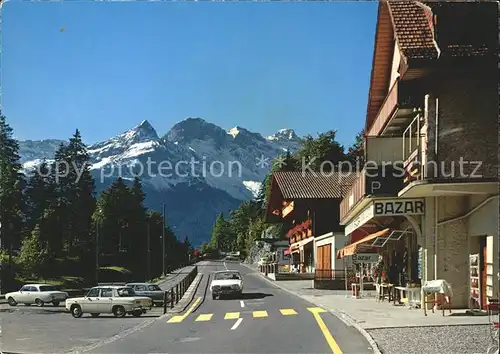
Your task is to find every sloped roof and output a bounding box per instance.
[273,171,357,199]
[388,1,439,60]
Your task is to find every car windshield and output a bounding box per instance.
[117,287,136,297]
[39,285,57,292]
[148,285,161,291]
[214,272,241,280]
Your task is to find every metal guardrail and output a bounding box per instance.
[163,265,198,314]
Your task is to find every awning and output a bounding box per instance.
[337,228,390,259]
[288,237,313,255]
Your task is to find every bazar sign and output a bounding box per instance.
[345,204,375,236]
[352,253,378,264]
[373,199,425,216]
[345,198,425,235]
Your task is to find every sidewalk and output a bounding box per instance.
[252,268,497,354]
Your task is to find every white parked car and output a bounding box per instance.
[5,284,69,307]
[65,286,152,318]
[210,270,243,300]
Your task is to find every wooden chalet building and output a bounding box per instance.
[266,171,355,275]
[337,1,498,308]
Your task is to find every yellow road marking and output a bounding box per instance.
[253,310,268,318]
[224,312,240,319]
[167,297,202,323]
[195,314,213,322]
[307,307,342,354]
[280,309,297,315]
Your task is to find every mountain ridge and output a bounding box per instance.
[18,118,302,246]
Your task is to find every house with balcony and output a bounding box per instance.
[266,171,355,279]
[338,1,498,309]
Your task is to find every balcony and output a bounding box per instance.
[287,219,312,243]
[340,165,405,222]
[367,79,422,137]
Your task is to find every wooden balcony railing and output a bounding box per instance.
[286,219,312,239]
[367,80,399,136]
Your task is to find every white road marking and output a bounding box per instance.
[230,318,243,330]
[240,300,245,308]
[223,262,228,270]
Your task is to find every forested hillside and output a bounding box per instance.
[0,113,192,292]
[204,129,364,259]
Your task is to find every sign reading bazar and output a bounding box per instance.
[344,198,425,236]
[352,253,378,264]
[373,199,425,216]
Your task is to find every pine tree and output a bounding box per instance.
[0,113,24,259]
[63,129,96,252]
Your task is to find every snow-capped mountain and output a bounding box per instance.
[18,118,301,246]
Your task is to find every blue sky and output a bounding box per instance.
[2,1,377,149]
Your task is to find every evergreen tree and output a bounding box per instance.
[24,161,55,235]
[0,113,24,259]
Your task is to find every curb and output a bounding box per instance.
[160,273,203,317]
[242,263,382,354]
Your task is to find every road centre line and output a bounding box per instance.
[307,307,343,354]
[230,318,243,330]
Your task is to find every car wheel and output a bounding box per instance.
[113,305,126,318]
[7,297,17,306]
[52,301,60,306]
[34,298,44,307]
[90,313,100,317]
[132,309,142,317]
[71,305,83,318]
[212,294,217,300]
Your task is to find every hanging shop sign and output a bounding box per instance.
[352,253,379,264]
[373,199,425,216]
[345,204,375,236]
[282,201,294,218]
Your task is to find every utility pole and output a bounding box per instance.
[147,222,150,281]
[162,203,166,276]
[95,222,99,284]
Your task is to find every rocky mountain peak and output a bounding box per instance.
[267,128,299,142]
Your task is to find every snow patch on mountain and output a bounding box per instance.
[243,181,262,198]
[227,127,240,138]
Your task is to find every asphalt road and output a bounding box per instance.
[0,261,373,354]
[87,260,373,354]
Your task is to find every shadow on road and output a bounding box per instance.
[240,292,273,300]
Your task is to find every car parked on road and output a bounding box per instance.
[65,286,152,318]
[5,284,69,307]
[210,270,243,300]
[126,282,166,307]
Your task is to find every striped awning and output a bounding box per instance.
[337,228,390,259]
